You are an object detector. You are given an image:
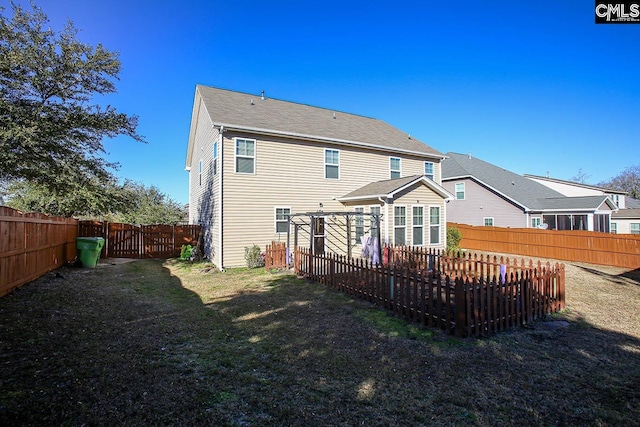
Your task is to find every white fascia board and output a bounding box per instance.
[211,122,446,160]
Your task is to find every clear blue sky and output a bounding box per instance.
[11,1,640,205]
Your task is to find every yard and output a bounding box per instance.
[0,257,638,426]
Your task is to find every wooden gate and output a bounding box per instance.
[108,223,141,258]
[142,225,174,258]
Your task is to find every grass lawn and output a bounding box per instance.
[0,258,638,426]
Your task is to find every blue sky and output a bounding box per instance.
[10,1,640,205]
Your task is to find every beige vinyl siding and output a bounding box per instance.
[443,178,526,228]
[188,98,221,266]
[221,132,443,266]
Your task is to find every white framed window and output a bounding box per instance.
[611,222,617,234]
[325,149,340,179]
[429,206,441,245]
[424,162,434,180]
[370,205,381,238]
[531,217,541,228]
[484,217,494,226]
[631,223,640,235]
[412,206,424,246]
[235,138,256,174]
[455,182,465,200]
[354,207,365,243]
[198,159,202,186]
[213,140,218,176]
[390,157,401,179]
[275,207,291,234]
[394,206,406,245]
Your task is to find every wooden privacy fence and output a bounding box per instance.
[78,221,201,259]
[0,207,77,297]
[451,222,640,269]
[265,241,287,269]
[294,246,565,337]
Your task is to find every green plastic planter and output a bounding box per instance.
[76,237,105,268]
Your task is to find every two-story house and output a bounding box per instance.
[442,152,617,232]
[185,85,453,268]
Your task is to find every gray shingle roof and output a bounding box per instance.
[341,175,423,200]
[612,208,640,219]
[442,152,613,212]
[340,175,453,201]
[197,85,444,157]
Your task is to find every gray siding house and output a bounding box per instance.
[185,85,452,268]
[442,152,616,232]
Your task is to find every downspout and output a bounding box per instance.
[218,125,224,271]
[378,197,388,245]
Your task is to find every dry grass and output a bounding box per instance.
[0,257,638,426]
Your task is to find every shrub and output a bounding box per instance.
[244,244,265,268]
[447,226,462,252]
[180,244,193,261]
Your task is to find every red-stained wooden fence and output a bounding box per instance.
[0,207,77,296]
[451,222,640,269]
[265,241,287,269]
[77,221,201,259]
[294,246,565,337]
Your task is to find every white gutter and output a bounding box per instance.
[212,122,446,160]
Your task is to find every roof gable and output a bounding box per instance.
[194,85,444,158]
[340,175,454,202]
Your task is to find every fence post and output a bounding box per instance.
[455,277,466,337]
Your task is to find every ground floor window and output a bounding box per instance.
[370,206,381,238]
[429,206,441,245]
[531,217,541,228]
[632,223,640,235]
[412,206,424,246]
[611,222,618,234]
[394,206,406,245]
[275,207,290,233]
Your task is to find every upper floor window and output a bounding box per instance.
[484,217,494,226]
[609,194,620,207]
[198,160,202,186]
[424,162,434,180]
[235,138,255,174]
[325,149,340,179]
[390,157,401,179]
[213,140,218,176]
[455,182,465,200]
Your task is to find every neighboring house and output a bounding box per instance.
[524,174,628,209]
[441,152,617,232]
[185,85,452,268]
[524,174,640,234]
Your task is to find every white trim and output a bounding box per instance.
[390,157,402,179]
[234,137,256,174]
[428,205,441,245]
[274,207,291,234]
[411,205,425,246]
[393,205,407,245]
[324,148,340,180]
[455,182,465,200]
[211,122,447,160]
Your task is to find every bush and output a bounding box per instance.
[180,245,193,261]
[447,226,462,252]
[244,244,265,268]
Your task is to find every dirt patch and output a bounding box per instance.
[0,258,638,426]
